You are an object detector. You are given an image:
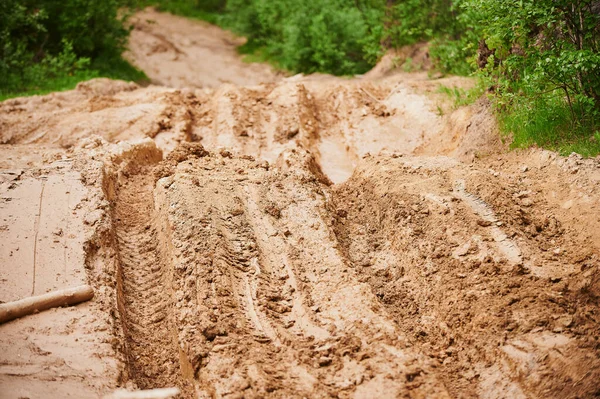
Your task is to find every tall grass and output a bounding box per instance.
[498,94,600,157]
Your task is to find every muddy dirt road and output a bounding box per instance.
[124,8,278,88]
[1,8,600,399]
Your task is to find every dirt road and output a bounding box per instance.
[1,8,599,399]
[124,8,278,88]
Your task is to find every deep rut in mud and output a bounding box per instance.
[113,166,189,392]
[105,145,455,398]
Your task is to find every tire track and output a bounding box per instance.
[146,148,450,398]
[113,168,185,391]
[212,212,281,344]
[153,155,323,397]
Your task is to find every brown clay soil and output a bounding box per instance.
[1,7,600,399]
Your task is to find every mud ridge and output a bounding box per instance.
[100,143,458,397]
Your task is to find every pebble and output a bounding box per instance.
[318,357,332,367]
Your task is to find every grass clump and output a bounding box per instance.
[437,83,486,109]
[498,94,600,157]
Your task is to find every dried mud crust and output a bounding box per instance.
[0,143,124,398]
[331,155,600,398]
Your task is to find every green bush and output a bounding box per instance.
[468,0,600,114]
[0,0,46,88]
[462,0,600,154]
[0,0,144,99]
[219,0,384,75]
[23,0,129,58]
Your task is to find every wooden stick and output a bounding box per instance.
[0,285,94,324]
[103,388,181,399]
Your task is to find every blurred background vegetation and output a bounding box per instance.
[0,0,147,100]
[1,0,599,155]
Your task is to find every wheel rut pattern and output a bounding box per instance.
[113,168,185,391]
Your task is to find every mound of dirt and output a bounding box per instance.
[417,97,506,162]
[332,154,600,398]
[0,80,201,150]
[1,72,460,182]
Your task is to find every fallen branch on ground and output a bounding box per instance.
[0,285,94,324]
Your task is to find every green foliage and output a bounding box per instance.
[384,0,459,46]
[468,0,600,113]
[463,0,600,156]
[3,0,599,155]
[0,0,145,100]
[29,0,129,58]
[383,0,477,75]
[218,0,385,75]
[0,0,46,86]
[499,91,600,157]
